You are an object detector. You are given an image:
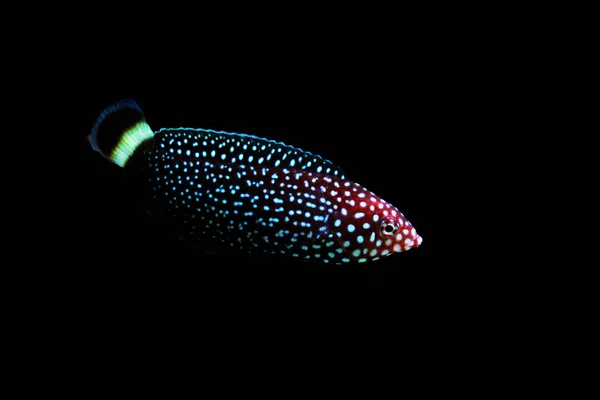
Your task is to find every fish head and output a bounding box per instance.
[331,183,422,262]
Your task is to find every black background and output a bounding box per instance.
[10,10,545,387]
[9,7,551,385]
[43,14,476,326]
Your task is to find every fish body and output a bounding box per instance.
[90,100,422,264]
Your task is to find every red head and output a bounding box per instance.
[329,180,422,263]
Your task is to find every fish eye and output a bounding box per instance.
[380,219,398,236]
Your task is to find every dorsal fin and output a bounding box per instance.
[153,128,345,179]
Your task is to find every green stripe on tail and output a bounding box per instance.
[90,99,154,167]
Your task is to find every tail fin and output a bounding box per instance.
[90,99,154,167]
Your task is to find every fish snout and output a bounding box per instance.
[394,226,422,252]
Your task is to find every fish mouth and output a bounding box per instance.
[415,235,423,247]
[400,234,423,251]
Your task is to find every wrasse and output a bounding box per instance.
[90,100,422,264]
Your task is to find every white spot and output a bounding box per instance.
[393,244,402,252]
[376,240,382,247]
[358,193,366,198]
[370,249,378,256]
[341,208,348,216]
[275,160,281,167]
[352,249,361,257]
[343,241,351,248]
[403,229,410,235]
[381,249,390,256]
[369,232,376,243]
[334,219,341,227]
[385,239,392,246]
[354,212,365,219]
[359,201,367,208]
[347,224,355,233]
[404,238,414,247]
[363,223,370,230]
[344,191,351,196]
[210,150,215,157]
[357,235,364,244]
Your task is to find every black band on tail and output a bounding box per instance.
[90,99,154,167]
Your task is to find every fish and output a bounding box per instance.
[89,99,422,264]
